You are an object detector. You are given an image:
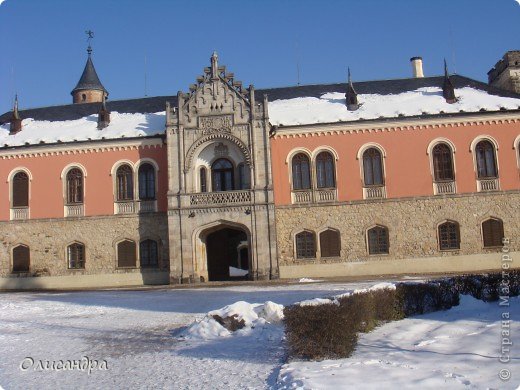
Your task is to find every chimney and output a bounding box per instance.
[410,56,424,78]
[97,95,110,129]
[9,95,22,135]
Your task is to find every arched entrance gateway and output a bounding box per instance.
[198,223,250,281]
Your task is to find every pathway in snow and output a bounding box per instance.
[0,281,372,389]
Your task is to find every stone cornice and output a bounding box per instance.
[0,137,165,159]
[272,111,520,139]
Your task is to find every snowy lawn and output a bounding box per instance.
[0,282,518,389]
[279,295,520,390]
[0,281,374,389]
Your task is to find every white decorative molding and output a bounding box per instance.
[477,178,500,192]
[10,207,29,221]
[65,204,84,217]
[363,186,386,200]
[0,138,164,160]
[434,181,456,195]
[190,190,251,206]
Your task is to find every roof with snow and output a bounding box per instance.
[71,55,107,95]
[1,75,520,148]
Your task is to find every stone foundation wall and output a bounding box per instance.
[0,213,169,280]
[275,191,520,277]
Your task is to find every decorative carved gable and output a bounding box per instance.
[178,52,253,129]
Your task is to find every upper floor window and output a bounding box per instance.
[116,164,134,201]
[212,158,234,192]
[320,229,341,257]
[362,148,384,186]
[292,153,311,190]
[67,243,85,269]
[140,239,159,267]
[12,171,29,208]
[200,167,207,193]
[316,152,335,188]
[295,231,316,259]
[138,163,156,200]
[12,245,30,273]
[432,143,455,181]
[475,140,498,178]
[438,221,460,250]
[117,240,137,268]
[482,218,504,248]
[66,168,84,204]
[367,226,389,255]
[238,163,250,190]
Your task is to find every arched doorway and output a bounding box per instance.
[205,227,249,281]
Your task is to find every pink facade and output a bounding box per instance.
[270,120,520,206]
[0,143,168,220]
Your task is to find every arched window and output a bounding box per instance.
[67,243,85,269]
[200,167,207,193]
[320,229,341,257]
[482,218,504,248]
[292,153,311,190]
[363,148,384,186]
[212,158,234,191]
[140,239,159,267]
[316,152,336,188]
[117,240,137,268]
[12,245,30,273]
[238,163,250,190]
[12,171,29,207]
[438,221,460,250]
[475,140,498,178]
[138,163,156,200]
[367,226,389,255]
[432,143,455,181]
[295,231,316,259]
[66,168,84,204]
[116,165,134,201]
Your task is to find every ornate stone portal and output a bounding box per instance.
[166,52,278,283]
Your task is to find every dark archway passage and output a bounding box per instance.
[206,227,249,281]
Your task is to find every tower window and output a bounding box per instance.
[82,94,87,102]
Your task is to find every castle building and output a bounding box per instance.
[1,47,519,289]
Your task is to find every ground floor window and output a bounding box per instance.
[117,240,137,268]
[296,231,316,259]
[367,226,389,255]
[67,243,85,269]
[140,240,158,267]
[438,221,460,250]
[12,245,30,273]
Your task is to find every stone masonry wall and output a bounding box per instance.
[0,213,169,277]
[275,191,520,267]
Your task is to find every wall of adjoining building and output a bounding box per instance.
[0,213,169,289]
[276,191,519,278]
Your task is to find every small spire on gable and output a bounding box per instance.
[345,67,360,111]
[97,94,110,129]
[9,95,22,135]
[211,51,219,79]
[442,59,457,104]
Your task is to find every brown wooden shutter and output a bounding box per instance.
[118,241,136,267]
[483,219,504,247]
[13,245,30,272]
[12,172,29,207]
[320,230,340,257]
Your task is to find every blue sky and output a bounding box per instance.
[1,0,519,114]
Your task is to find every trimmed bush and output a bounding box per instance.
[284,302,357,360]
[284,271,519,361]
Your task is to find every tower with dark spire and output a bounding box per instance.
[442,59,457,104]
[345,68,359,111]
[9,95,22,135]
[71,31,108,104]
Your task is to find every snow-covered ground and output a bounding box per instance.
[0,282,518,389]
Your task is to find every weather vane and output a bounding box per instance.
[85,30,94,55]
